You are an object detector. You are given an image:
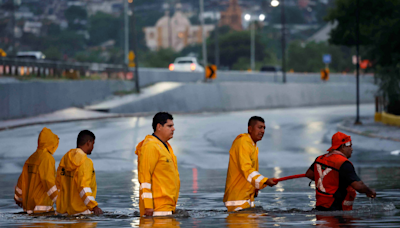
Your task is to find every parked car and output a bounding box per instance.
[169,57,204,72]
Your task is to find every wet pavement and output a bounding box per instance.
[0,104,399,227]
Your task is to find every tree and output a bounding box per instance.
[325,0,400,114]
[64,6,88,31]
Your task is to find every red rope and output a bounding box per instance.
[275,174,306,182]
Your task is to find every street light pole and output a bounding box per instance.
[131,0,140,93]
[281,0,286,83]
[200,0,208,69]
[250,21,255,71]
[124,0,129,66]
[355,0,361,124]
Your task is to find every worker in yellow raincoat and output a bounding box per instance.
[223,116,277,212]
[14,127,59,214]
[135,112,180,217]
[56,130,103,215]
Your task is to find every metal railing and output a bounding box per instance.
[0,57,133,80]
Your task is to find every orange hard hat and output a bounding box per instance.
[327,132,351,151]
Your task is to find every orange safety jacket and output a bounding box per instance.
[314,151,357,211]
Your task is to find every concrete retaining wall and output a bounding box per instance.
[110,82,378,114]
[137,68,374,87]
[0,80,135,120]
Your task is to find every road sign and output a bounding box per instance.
[0,49,7,57]
[360,59,370,69]
[320,68,329,81]
[128,50,135,67]
[205,65,217,79]
[322,54,331,64]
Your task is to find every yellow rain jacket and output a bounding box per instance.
[223,133,269,212]
[14,127,59,214]
[135,135,180,217]
[56,148,98,215]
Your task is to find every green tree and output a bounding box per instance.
[64,6,88,31]
[326,0,400,114]
[88,12,122,47]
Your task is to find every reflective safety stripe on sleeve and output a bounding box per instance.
[15,186,22,195]
[234,207,243,211]
[80,187,92,198]
[343,200,354,206]
[47,185,57,196]
[14,194,22,202]
[140,183,151,190]
[255,175,265,189]
[250,201,255,207]
[247,171,261,183]
[141,192,153,199]
[84,196,95,205]
[153,211,172,216]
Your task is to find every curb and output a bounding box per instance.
[337,123,400,142]
[0,112,154,131]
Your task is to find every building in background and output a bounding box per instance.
[144,3,214,52]
[219,0,242,31]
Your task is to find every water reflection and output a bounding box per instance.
[132,169,140,209]
[18,222,98,228]
[315,214,355,228]
[138,217,180,227]
[225,213,268,228]
[192,168,198,194]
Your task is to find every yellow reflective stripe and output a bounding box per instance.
[153,211,172,216]
[80,187,92,198]
[247,171,260,183]
[140,183,151,190]
[14,194,22,202]
[47,185,57,196]
[84,196,95,205]
[225,199,250,206]
[34,205,52,211]
[15,186,22,195]
[255,175,265,189]
[141,193,153,199]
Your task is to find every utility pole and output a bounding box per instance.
[124,0,129,66]
[281,0,286,83]
[214,11,219,68]
[131,0,140,92]
[250,21,255,71]
[355,0,361,124]
[200,0,207,70]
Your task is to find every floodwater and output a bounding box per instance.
[0,104,399,227]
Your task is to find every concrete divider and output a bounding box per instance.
[109,82,378,114]
[137,68,374,87]
[0,80,135,120]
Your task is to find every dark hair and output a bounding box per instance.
[77,130,95,147]
[248,116,265,127]
[152,112,173,132]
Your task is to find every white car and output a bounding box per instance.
[169,57,204,72]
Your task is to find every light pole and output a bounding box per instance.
[271,0,286,83]
[244,13,265,72]
[200,0,207,69]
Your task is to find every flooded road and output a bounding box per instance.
[0,104,399,227]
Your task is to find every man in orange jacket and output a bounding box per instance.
[305,132,376,211]
[56,130,103,215]
[135,112,180,217]
[14,127,59,214]
[223,116,277,212]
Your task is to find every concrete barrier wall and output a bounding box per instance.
[0,80,135,120]
[137,68,374,87]
[110,82,377,114]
